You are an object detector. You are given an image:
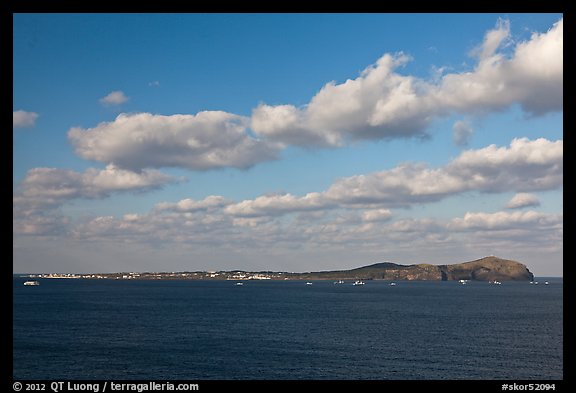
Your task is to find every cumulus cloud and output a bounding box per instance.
[13,164,178,225]
[17,164,175,203]
[224,192,329,217]
[68,112,281,171]
[452,120,474,146]
[251,18,562,146]
[361,209,393,222]
[435,18,563,117]
[13,110,39,128]
[505,193,540,209]
[13,165,179,235]
[13,209,70,236]
[99,90,129,106]
[323,138,562,208]
[156,196,231,212]
[446,137,563,193]
[251,53,431,146]
[449,210,560,230]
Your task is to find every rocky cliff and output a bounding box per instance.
[438,256,534,281]
[296,256,534,281]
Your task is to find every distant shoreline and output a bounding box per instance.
[14,256,539,282]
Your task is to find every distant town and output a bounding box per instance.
[24,271,289,281]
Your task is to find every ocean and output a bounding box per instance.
[13,278,562,380]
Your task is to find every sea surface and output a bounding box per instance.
[13,278,562,380]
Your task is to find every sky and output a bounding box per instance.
[13,13,563,276]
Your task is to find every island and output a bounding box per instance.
[25,256,534,282]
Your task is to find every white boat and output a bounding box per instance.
[545,281,549,285]
[458,279,468,285]
[352,280,365,286]
[235,282,244,286]
[306,282,313,285]
[389,282,397,286]
[333,280,345,285]
[489,280,502,285]
[23,280,40,286]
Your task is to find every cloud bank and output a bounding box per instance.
[221,137,561,215]
[16,137,561,238]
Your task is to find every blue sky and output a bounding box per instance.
[13,13,563,275]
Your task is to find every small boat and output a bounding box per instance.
[352,280,365,286]
[389,282,397,286]
[306,282,313,285]
[23,280,40,286]
[458,279,468,285]
[545,281,549,285]
[489,280,502,285]
[333,280,345,285]
[235,282,244,286]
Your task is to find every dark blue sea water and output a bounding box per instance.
[13,278,562,380]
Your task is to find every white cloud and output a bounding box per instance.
[470,18,511,61]
[452,120,474,146]
[324,138,562,208]
[13,210,69,236]
[224,192,328,217]
[17,164,175,202]
[99,90,129,106]
[361,209,393,222]
[13,110,39,128]
[449,210,561,230]
[12,165,177,235]
[251,53,431,146]
[436,18,562,116]
[68,112,281,171]
[505,193,540,209]
[446,137,563,192]
[196,137,563,217]
[156,196,231,212]
[251,17,562,146]
[13,165,179,235]
[86,164,176,193]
